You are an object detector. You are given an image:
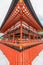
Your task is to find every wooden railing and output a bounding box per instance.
[0,39,43,46]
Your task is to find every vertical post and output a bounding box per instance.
[8,34,10,42]
[12,33,15,43]
[20,0,23,44]
[28,32,31,43]
[29,33,30,39]
[34,34,35,39]
[20,20,22,44]
[29,27,31,40]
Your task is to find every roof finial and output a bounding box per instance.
[19,0,23,2]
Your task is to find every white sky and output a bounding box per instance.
[0,0,12,27]
[30,0,43,26]
[32,50,43,65]
[0,50,10,65]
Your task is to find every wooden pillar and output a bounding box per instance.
[8,34,10,42]
[12,33,15,43]
[29,32,31,39]
[34,34,35,39]
[20,0,23,44]
[20,20,22,44]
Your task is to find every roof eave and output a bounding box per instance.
[0,0,43,30]
[24,0,43,29]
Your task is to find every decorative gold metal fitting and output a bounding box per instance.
[19,0,23,2]
[20,44,22,49]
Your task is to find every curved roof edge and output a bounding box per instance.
[0,0,43,30]
[24,0,43,29]
[0,0,19,29]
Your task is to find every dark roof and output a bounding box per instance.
[0,0,43,29]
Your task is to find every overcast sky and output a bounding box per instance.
[30,0,43,26]
[0,0,12,27]
[0,0,43,36]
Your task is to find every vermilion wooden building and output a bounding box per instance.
[0,0,43,65]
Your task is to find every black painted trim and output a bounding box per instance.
[0,42,43,52]
[1,0,19,29]
[24,0,43,29]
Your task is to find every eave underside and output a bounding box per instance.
[0,0,43,33]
